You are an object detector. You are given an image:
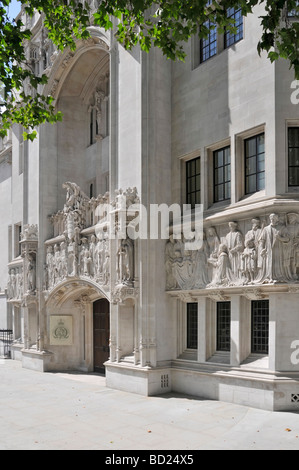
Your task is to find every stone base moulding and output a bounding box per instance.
[105,361,299,412]
[105,363,172,396]
[20,349,53,373]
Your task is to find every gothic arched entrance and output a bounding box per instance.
[93,298,110,373]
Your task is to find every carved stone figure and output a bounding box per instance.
[277,212,299,281]
[53,244,60,285]
[241,239,257,284]
[208,244,234,287]
[95,232,105,278]
[172,242,194,290]
[16,268,23,300]
[89,234,97,277]
[117,238,134,286]
[207,227,220,260]
[260,213,285,283]
[244,218,264,282]
[103,252,110,285]
[46,245,54,288]
[225,222,244,278]
[58,242,67,279]
[165,235,179,290]
[192,231,210,288]
[27,255,36,293]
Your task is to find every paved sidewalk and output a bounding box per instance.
[1,359,299,450]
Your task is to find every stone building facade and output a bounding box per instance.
[1,1,299,410]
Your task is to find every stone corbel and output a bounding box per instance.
[177,292,197,303]
[242,288,265,300]
[207,290,229,302]
[111,285,138,305]
[288,286,299,294]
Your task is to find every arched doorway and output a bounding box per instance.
[93,298,110,373]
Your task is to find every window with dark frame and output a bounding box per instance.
[245,133,265,194]
[251,300,269,354]
[186,157,201,208]
[213,146,231,203]
[216,302,231,352]
[224,6,243,48]
[288,127,299,186]
[200,19,217,63]
[187,303,198,350]
[90,108,94,145]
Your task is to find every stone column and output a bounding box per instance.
[230,295,251,366]
[197,297,208,363]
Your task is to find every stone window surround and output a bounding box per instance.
[206,136,231,209]
[234,123,266,203]
[192,7,245,70]
[178,294,269,367]
[179,125,267,211]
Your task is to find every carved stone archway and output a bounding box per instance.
[45,278,110,372]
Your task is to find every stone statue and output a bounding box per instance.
[117,238,134,286]
[260,213,285,283]
[208,244,234,287]
[277,212,299,281]
[192,230,210,288]
[244,218,264,282]
[27,255,36,293]
[225,222,244,278]
[46,245,54,288]
[103,252,110,285]
[165,235,179,290]
[172,241,194,290]
[241,239,257,284]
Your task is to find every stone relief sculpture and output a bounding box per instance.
[225,221,244,278]
[44,183,136,293]
[27,255,36,294]
[165,211,299,291]
[116,238,134,286]
[7,268,23,301]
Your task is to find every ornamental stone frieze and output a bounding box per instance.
[44,183,138,302]
[7,264,23,303]
[165,212,299,292]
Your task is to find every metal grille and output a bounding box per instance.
[251,300,269,354]
[217,302,231,351]
[187,303,198,349]
[161,375,169,389]
[0,330,13,358]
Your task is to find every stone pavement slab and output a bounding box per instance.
[1,360,299,450]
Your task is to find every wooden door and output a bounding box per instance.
[93,299,110,372]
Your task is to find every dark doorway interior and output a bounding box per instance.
[93,298,110,373]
